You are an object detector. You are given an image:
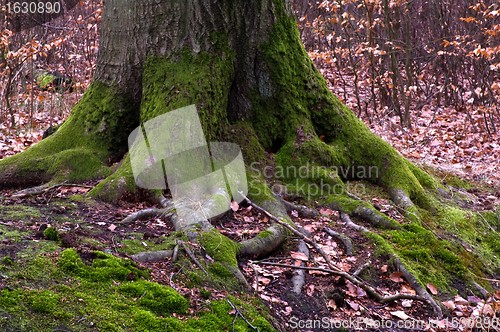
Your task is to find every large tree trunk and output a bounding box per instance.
[0,0,497,316]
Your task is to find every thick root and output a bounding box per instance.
[327,195,401,229]
[0,82,138,189]
[238,177,291,257]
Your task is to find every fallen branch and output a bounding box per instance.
[179,240,209,277]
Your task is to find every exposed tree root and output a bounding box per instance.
[353,260,372,277]
[130,250,173,263]
[242,194,442,315]
[254,261,431,304]
[238,193,290,257]
[11,182,93,198]
[471,281,489,300]
[323,226,354,256]
[388,188,421,222]
[117,207,175,225]
[278,196,319,219]
[341,213,443,317]
[328,197,401,229]
[340,212,369,233]
[291,228,311,295]
[393,257,443,318]
[351,204,401,229]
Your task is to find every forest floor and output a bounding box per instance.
[0,177,499,331]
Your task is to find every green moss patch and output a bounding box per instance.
[0,244,274,331]
[58,248,147,282]
[119,280,188,315]
[0,224,28,242]
[118,231,181,255]
[140,39,235,141]
[0,205,41,222]
[43,226,60,241]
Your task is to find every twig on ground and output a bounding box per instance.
[227,299,260,332]
[476,276,500,283]
[169,265,184,288]
[179,240,209,276]
[111,235,118,255]
[353,260,371,277]
[249,261,259,292]
[346,191,362,201]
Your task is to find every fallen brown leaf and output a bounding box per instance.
[426,283,438,295]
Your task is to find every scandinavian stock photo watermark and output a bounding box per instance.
[248,161,379,200]
[288,315,500,330]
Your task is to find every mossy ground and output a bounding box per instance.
[0,248,274,331]
[0,199,275,332]
[333,179,499,294]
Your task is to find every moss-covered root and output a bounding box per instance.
[392,257,443,317]
[388,188,422,223]
[88,154,138,203]
[0,82,137,188]
[326,195,401,229]
[341,214,443,318]
[239,173,291,257]
[199,229,249,288]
